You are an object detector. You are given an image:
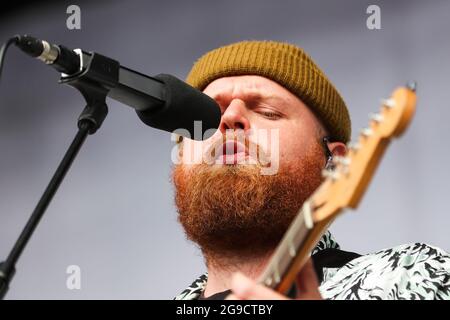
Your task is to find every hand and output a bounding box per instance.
[225,258,322,300]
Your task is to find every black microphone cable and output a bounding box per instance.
[0,36,19,83]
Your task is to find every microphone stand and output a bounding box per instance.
[0,52,118,299]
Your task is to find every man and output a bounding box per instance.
[172,41,450,300]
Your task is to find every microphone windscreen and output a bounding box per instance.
[136,74,221,140]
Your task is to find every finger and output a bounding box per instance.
[295,258,322,299]
[230,272,288,300]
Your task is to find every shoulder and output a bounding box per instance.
[174,273,208,300]
[320,242,450,300]
[366,242,450,268]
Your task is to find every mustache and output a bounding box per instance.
[203,132,271,166]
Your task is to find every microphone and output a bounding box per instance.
[14,35,221,140]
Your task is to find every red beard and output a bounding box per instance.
[172,140,324,264]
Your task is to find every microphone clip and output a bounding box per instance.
[59,50,120,134]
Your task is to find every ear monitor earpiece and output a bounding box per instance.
[322,136,335,171]
[325,156,335,171]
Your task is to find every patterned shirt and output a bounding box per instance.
[174,231,450,300]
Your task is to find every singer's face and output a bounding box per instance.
[178,75,327,174]
[172,75,339,258]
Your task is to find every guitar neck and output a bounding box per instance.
[257,201,336,294]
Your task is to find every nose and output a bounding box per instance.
[218,99,251,134]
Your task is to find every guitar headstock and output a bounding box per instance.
[310,84,417,222]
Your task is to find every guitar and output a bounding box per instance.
[257,84,417,294]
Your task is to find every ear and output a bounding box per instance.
[177,139,184,161]
[328,141,347,157]
[171,134,184,164]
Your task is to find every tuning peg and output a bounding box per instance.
[380,98,395,109]
[346,141,361,151]
[360,127,373,137]
[369,112,384,123]
[321,168,340,180]
[332,156,351,176]
[333,155,351,166]
[406,80,417,92]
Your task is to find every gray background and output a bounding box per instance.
[0,0,449,299]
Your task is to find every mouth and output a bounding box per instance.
[203,135,271,167]
[215,140,249,165]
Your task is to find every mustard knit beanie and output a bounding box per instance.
[186,40,351,142]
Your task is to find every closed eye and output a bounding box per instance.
[257,109,282,120]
